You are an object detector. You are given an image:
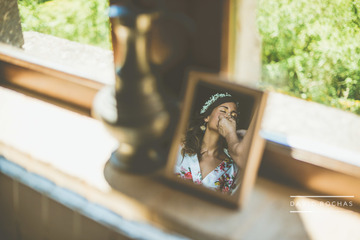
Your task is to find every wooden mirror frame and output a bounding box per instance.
[164,71,268,208]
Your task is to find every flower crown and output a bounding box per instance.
[200,92,233,114]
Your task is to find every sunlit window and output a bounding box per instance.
[257,0,360,114]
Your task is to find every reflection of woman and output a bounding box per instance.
[175,92,251,194]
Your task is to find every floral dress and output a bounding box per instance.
[174,148,239,194]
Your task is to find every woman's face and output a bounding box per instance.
[204,102,237,132]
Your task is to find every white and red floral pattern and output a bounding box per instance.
[175,149,239,194]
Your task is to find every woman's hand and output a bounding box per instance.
[217,114,237,138]
[217,114,248,169]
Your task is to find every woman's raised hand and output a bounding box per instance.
[217,114,236,138]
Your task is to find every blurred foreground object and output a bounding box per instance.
[93,0,192,173]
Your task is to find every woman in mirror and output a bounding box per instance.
[174,92,253,194]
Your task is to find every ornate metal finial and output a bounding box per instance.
[93,1,172,173]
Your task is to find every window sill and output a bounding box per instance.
[1,86,360,239]
[0,86,307,239]
[0,32,114,115]
[260,92,360,199]
[21,31,115,86]
[261,92,360,167]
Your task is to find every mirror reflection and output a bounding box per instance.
[173,83,255,195]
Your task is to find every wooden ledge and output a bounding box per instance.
[1,87,360,239]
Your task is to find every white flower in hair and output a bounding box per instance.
[200,92,232,114]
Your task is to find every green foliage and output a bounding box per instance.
[18,0,111,49]
[257,0,360,114]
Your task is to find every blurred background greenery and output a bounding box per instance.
[18,0,111,49]
[257,0,360,114]
[18,0,360,114]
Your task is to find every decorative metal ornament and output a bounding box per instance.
[93,3,172,173]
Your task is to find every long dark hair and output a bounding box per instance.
[181,94,238,157]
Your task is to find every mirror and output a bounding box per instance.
[165,71,268,208]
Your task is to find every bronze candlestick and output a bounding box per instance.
[93,3,171,173]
